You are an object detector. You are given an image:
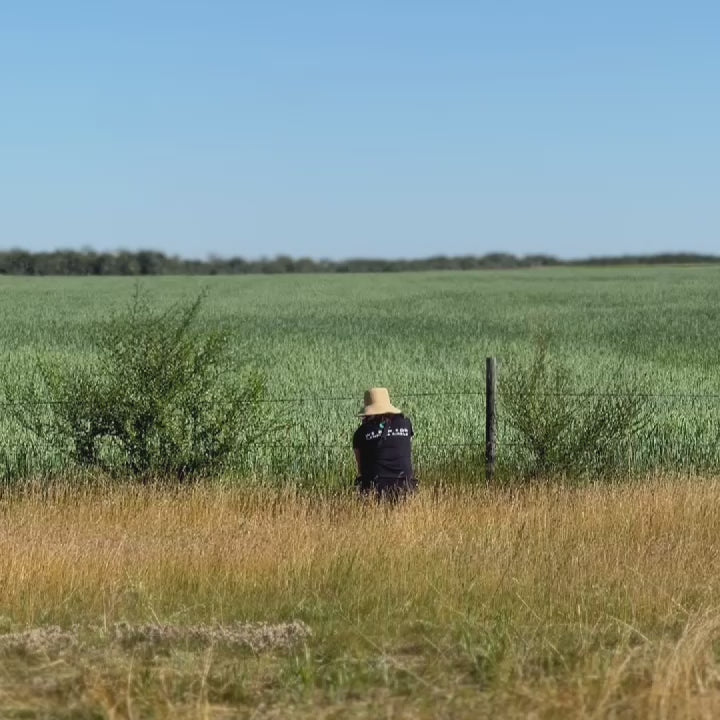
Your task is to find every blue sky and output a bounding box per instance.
[1,1,718,259]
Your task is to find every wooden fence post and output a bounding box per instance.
[486,357,497,483]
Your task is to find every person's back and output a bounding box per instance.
[352,388,416,500]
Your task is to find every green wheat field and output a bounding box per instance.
[1,265,720,484]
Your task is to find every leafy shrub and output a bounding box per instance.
[7,287,268,479]
[501,337,656,478]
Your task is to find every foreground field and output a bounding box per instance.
[2,266,720,482]
[3,480,720,718]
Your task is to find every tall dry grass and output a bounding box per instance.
[2,478,720,718]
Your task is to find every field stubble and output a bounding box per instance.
[2,479,720,717]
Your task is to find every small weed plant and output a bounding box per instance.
[7,287,268,479]
[502,336,656,479]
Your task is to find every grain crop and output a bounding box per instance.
[1,267,720,483]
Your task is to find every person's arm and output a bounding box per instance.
[352,427,362,475]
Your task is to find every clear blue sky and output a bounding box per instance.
[1,1,718,260]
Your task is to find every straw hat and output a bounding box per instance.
[359,388,402,417]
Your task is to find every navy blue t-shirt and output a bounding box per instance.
[353,415,414,481]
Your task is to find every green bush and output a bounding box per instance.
[501,337,656,479]
[7,287,268,479]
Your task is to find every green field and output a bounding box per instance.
[2,266,720,483]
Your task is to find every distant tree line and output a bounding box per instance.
[0,249,718,276]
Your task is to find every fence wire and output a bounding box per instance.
[3,386,720,481]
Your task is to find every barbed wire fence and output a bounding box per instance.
[3,357,720,483]
[235,357,720,483]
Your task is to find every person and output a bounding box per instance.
[352,387,417,501]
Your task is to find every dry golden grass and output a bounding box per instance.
[3,478,720,718]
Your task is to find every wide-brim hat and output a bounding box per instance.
[359,387,402,417]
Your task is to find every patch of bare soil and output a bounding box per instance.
[0,620,311,658]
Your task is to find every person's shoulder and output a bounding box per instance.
[353,425,364,443]
[392,414,412,429]
[400,415,414,435]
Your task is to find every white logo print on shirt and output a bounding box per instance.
[365,427,410,441]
